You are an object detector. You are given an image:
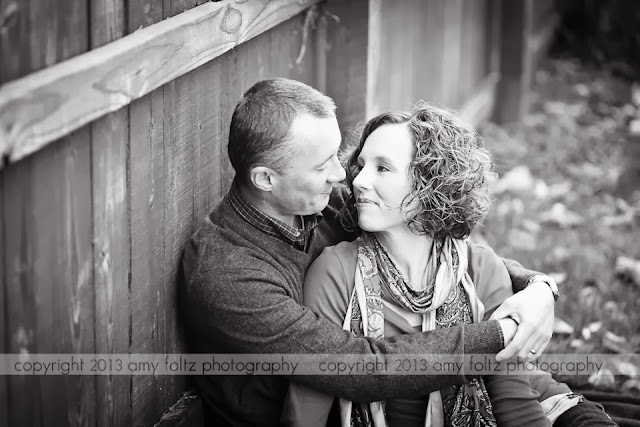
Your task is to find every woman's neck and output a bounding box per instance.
[375,227,434,287]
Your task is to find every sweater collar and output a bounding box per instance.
[226,182,322,251]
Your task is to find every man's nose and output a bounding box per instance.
[328,161,346,183]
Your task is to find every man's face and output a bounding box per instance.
[270,114,345,217]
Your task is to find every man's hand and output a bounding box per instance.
[489,281,555,361]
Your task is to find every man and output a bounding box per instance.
[179,78,579,426]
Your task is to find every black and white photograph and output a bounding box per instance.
[0,0,639,425]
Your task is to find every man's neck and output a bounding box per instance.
[237,184,300,227]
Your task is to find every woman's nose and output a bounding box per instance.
[352,167,369,190]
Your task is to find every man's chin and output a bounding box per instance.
[307,195,331,214]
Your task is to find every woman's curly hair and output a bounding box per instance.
[340,100,493,240]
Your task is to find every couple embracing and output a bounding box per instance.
[180,78,615,426]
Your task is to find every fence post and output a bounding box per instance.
[494,0,534,123]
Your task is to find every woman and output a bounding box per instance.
[282,102,586,426]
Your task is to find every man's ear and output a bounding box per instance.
[249,166,276,192]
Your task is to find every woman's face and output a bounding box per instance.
[352,123,417,233]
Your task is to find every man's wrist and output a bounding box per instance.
[526,274,559,301]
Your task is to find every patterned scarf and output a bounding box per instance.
[339,233,497,427]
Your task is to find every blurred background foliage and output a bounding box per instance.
[474,0,640,400]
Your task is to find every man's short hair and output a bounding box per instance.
[228,78,337,184]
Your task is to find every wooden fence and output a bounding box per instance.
[0,0,557,425]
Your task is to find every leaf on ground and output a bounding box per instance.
[622,379,640,393]
[628,119,640,136]
[570,339,584,349]
[615,256,640,285]
[546,181,572,200]
[582,321,603,341]
[602,212,635,228]
[603,330,633,354]
[495,198,525,218]
[492,166,535,195]
[550,272,568,285]
[632,82,640,107]
[608,359,638,377]
[508,229,537,250]
[553,317,575,335]
[588,368,616,389]
[540,203,585,228]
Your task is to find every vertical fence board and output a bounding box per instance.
[162,75,195,407]
[1,0,95,426]
[161,0,204,408]
[218,46,244,189]
[0,1,6,418]
[420,0,446,105]
[495,0,533,123]
[325,0,369,140]
[130,88,167,427]
[38,132,95,427]
[4,134,95,427]
[0,3,9,416]
[441,0,463,107]
[4,156,43,427]
[128,1,168,426]
[91,1,131,425]
[92,108,131,427]
[192,60,223,221]
[0,168,6,427]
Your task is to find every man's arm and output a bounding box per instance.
[502,258,538,293]
[496,258,556,361]
[181,249,504,402]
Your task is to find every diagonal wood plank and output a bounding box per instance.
[0,0,322,167]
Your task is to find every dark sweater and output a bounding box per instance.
[179,192,530,426]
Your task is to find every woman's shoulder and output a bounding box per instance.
[321,240,358,263]
[304,240,358,317]
[308,240,358,285]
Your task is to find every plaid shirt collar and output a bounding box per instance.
[226,182,322,251]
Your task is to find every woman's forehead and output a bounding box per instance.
[361,123,414,161]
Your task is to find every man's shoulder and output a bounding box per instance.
[184,201,273,274]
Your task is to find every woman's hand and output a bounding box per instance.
[489,281,555,361]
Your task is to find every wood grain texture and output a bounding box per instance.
[0,166,8,427]
[3,154,43,427]
[129,88,167,427]
[35,131,96,427]
[1,0,95,426]
[90,1,132,426]
[325,0,369,141]
[128,1,168,425]
[495,0,534,123]
[0,0,322,166]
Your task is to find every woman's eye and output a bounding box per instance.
[377,165,389,172]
